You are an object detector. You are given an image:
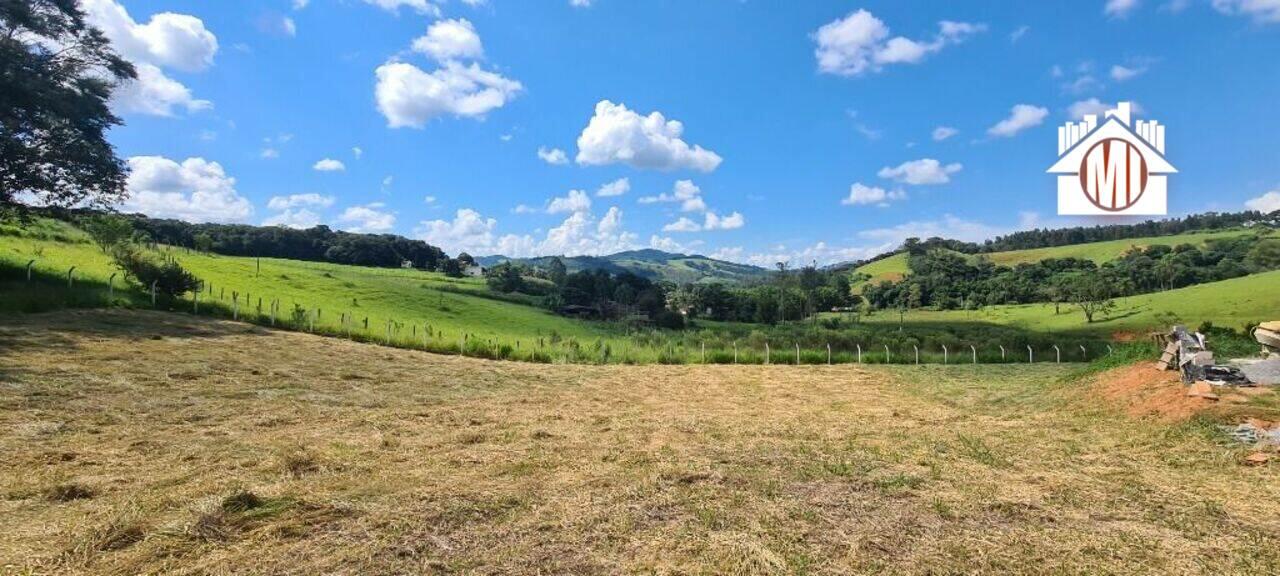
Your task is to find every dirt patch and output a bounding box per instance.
[1092,364,1217,421]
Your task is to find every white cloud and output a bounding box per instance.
[662,211,744,233]
[282,16,297,37]
[362,0,441,16]
[877,158,962,185]
[596,177,630,197]
[120,156,252,223]
[424,195,437,204]
[1067,98,1144,120]
[81,0,217,116]
[352,147,364,159]
[260,148,280,159]
[267,193,334,211]
[570,0,593,7]
[639,179,703,207]
[931,126,959,141]
[412,18,484,61]
[1246,190,1280,213]
[293,0,310,9]
[264,209,321,229]
[374,61,522,129]
[987,104,1048,138]
[416,208,639,257]
[1110,64,1145,81]
[858,214,1005,245]
[575,100,722,172]
[1105,0,1141,17]
[1212,0,1280,22]
[813,9,985,76]
[338,203,396,233]
[537,146,569,165]
[546,189,592,214]
[1010,25,1030,43]
[841,182,905,206]
[313,158,346,172]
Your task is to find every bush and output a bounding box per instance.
[112,245,200,298]
[654,309,686,330]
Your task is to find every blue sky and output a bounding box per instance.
[86,0,1280,265]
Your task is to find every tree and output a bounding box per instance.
[193,233,213,253]
[547,257,567,287]
[485,263,524,293]
[112,246,200,298]
[441,258,463,278]
[1063,273,1116,323]
[457,252,476,266]
[1,1,136,210]
[82,214,133,253]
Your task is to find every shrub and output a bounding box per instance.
[112,245,200,298]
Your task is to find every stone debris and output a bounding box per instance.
[1220,420,1280,446]
[1237,357,1280,386]
[1244,452,1271,466]
[1186,381,1219,400]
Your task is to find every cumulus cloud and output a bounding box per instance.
[120,156,252,223]
[81,0,217,116]
[337,203,396,233]
[313,158,346,172]
[813,9,985,76]
[546,189,592,214]
[662,211,745,233]
[841,182,905,206]
[596,177,630,197]
[931,126,959,141]
[1067,98,1144,120]
[1110,63,1146,81]
[1213,0,1280,22]
[570,0,593,7]
[416,208,640,257]
[374,61,522,128]
[264,208,321,229]
[1246,190,1280,213]
[363,0,441,16]
[537,146,569,165]
[987,104,1048,138]
[877,158,962,185]
[639,179,707,212]
[412,18,483,61]
[267,193,334,211]
[575,100,722,172]
[734,215,1009,267]
[1105,0,1141,17]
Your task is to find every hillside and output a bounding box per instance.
[851,227,1265,291]
[479,249,769,285]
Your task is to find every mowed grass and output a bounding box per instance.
[1,310,1278,574]
[0,228,628,350]
[850,270,1280,336]
[851,228,1261,290]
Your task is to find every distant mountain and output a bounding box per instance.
[477,249,769,285]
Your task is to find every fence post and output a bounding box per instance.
[270,300,276,326]
[857,344,862,364]
[971,344,977,364]
[1027,345,1033,363]
[942,345,948,365]
[827,343,832,365]
[193,291,199,314]
[701,341,706,364]
[1107,345,1113,357]
[26,260,35,282]
[151,281,158,307]
[1079,344,1087,361]
[310,312,315,333]
[108,273,117,301]
[66,266,76,289]
[999,345,1006,361]
[795,342,800,365]
[233,298,239,321]
[913,345,919,365]
[1054,345,1061,363]
[733,341,738,364]
[765,342,770,365]
[884,345,890,364]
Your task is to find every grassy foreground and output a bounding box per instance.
[1,310,1277,574]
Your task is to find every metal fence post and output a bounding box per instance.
[1054,345,1061,363]
[1027,345,1033,363]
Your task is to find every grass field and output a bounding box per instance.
[2,310,1278,574]
[850,228,1262,290]
[851,269,1280,336]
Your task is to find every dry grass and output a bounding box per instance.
[2,310,1279,575]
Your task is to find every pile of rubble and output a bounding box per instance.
[1220,419,1280,466]
[1153,326,1250,393]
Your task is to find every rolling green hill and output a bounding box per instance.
[479,249,769,285]
[850,227,1265,291]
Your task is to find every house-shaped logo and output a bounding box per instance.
[1048,102,1175,215]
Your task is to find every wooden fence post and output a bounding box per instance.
[193,291,199,314]
[913,345,919,365]
[1079,344,1087,361]
[765,342,770,365]
[26,260,35,282]
[795,342,800,365]
[884,345,890,364]
[1027,345,1033,363]
[1107,345,1113,357]
[1054,345,1061,363]
[733,341,738,364]
[856,344,862,364]
[66,266,75,289]
[999,345,1006,361]
[151,281,158,307]
[971,345,977,364]
[827,343,832,365]
[108,273,117,301]
[701,342,705,364]
[942,345,948,365]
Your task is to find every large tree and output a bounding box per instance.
[1,0,136,210]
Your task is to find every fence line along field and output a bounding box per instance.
[1,310,1278,575]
